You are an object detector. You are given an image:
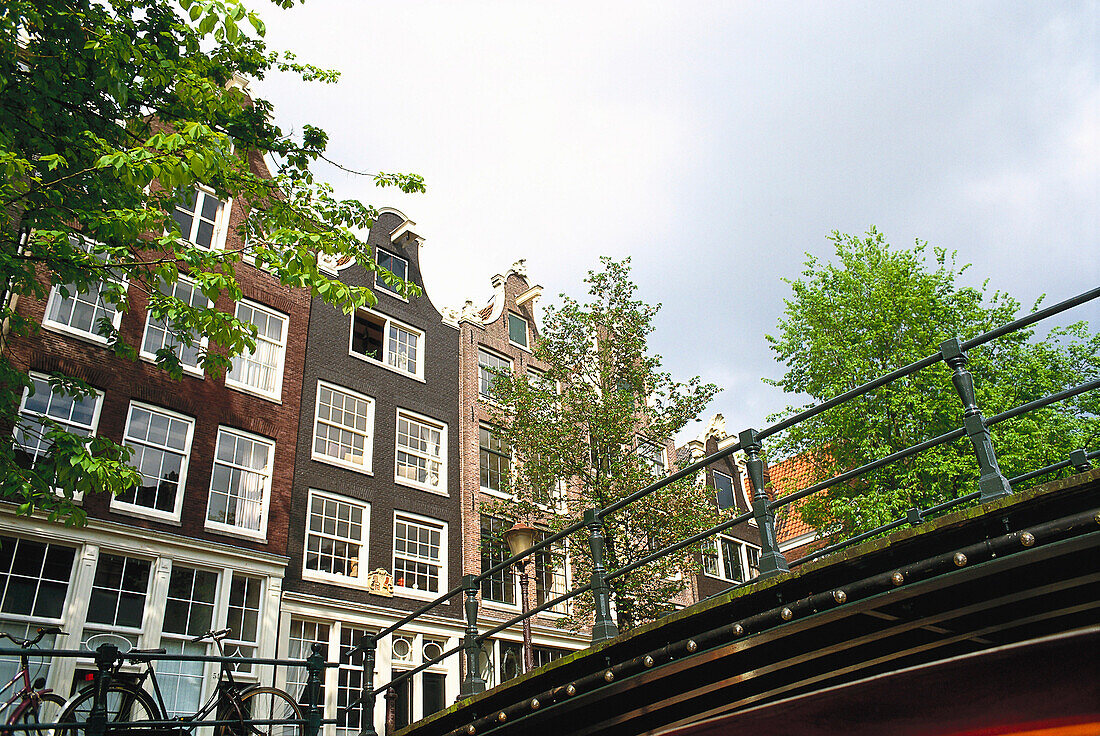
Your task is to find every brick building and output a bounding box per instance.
[2,150,305,709]
[276,209,464,733]
[453,262,587,687]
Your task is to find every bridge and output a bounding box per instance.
[350,286,1100,736]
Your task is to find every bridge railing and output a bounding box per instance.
[354,285,1098,735]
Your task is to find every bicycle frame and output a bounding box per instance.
[0,650,54,725]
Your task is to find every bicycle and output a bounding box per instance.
[0,626,66,731]
[56,628,302,736]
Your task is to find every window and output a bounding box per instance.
[172,187,229,250]
[226,301,288,401]
[507,313,528,349]
[391,633,448,729]
[393,514,445,597]
[14,374,102,474]
[304,490,369,586]
[479,515,516,606]
[206,427,274,539]
[140,277,211,375]
[478,349,511,401]
[84,553,151,650]
[479,425,510,495]
[637,440,667,477]
[533,645,568,669]
[43,275,126,345]
[286,619,330,702]
[112,403,194,520]
[395,410,446,494]
[160,565,218,716]
[702,536,761,584]
[337,625,368,736]
[312,382,374,473]
[534,535,569,613]
[375,249,409,297]
[0,536,75,620]
[713,471,737,510]
[224,574,262,672]
[350,310,423,379]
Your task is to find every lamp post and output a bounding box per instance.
[502,521,537,675]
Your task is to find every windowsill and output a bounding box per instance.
[349,350,426,383]
[204,521,268,544]
[508,341,531,354]
[701,571,742,584]
[302,570,371,590]
[479,487,512,501]
[394,476,448,497]
[41,320,114,347]
[108,503,183,526]
[138,353,205,379]
[374,286,409,303]
[225,380,283,404]
[482,600,522,614]
[311,453,374,476]
[394,587,445,602]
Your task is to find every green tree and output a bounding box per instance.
[486,258,719,632]
[767,228,1098,538]
[0,0,424,523]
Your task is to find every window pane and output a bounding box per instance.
[508,314,528,347]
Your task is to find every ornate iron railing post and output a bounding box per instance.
[359,635,378,736]
[585,508,619,643]
[87,642,118,736]
[940,338,1012,502]
[304,643,325,736]
[740,429,790,578]
[459,574,486,697]
[384,687,397,735]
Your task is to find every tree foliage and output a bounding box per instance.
[486,258,719,632]
[767,229,1099,538]
[0,0,424,523]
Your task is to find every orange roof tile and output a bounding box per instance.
[767,453,829,544]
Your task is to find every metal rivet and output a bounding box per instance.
[643,655,654,668]
[953,552,967,567]
[530,698,540,710]
[1020,531,1035,547]
[604,670,615,682]
[891,571,905,586]
[497,712,507,723]
[465,726,476,735]
[733,623,744,636]
[781,607,793,621]
[686,640,698,653]
[1094,512,1100,525]
[833,590,847,604]
[565,684,576,696]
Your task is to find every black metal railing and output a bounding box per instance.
[0,643,331,735]
[353,285,1098,736]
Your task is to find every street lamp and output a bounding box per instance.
[502,521,537,674]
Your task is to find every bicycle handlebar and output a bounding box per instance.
[0,627,64,649]
[190,627,232,644]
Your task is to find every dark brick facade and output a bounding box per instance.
[7,151,308,558]
[283,210,463,619]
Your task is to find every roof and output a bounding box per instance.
[767,453,826,544]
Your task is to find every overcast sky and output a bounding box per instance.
[254,1,1099,443]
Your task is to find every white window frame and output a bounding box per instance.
[349,308,425,381]
[311,381,375,474]
[636,439,668,477]
[478,423,511,499]
[170,185,233,251]
[393,409,447,496]
[225,300,288,402]
[374,249,409,301]
[0,535,77,624]
[701,535,762,584]
[507,313,529,350]
[110,401,195,523]
[14,373,104,498]
[392,511,447,601]
[41,238,128,345]
[204,426,275,541]
[139,275,210,378]
[477,348,512,402]
[302,489,371,589]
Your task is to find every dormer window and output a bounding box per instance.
[507,314,528,349]
[376,249,409,297]
[172,187,229,250]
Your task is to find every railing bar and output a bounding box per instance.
[477,583,595,642]
[478,518,588,584]
[923,490,982,516]
[606,510,755,582]
[1009,459,1072,486]
[602,442,743,517]
[789,516,910,567]
[768,427,967,512]
[985,379,1100,427]
[960,286,1100,352]
[375,585,465,639]
[0,649,330,667]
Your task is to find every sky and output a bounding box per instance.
[254,1,1099,443]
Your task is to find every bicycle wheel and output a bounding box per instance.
[18,692,66,731]
[55,681,160,735]
[222,686,303,736]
